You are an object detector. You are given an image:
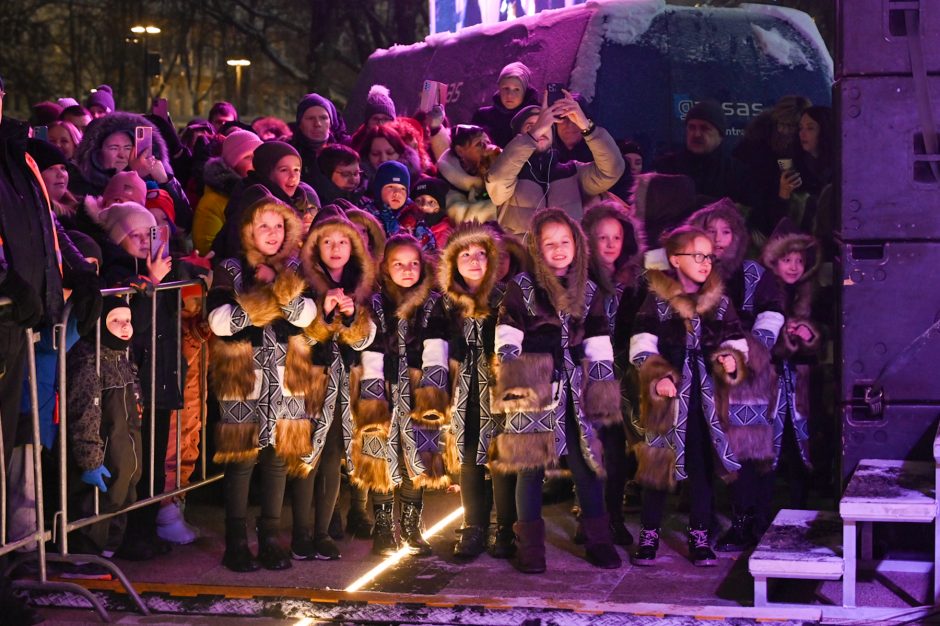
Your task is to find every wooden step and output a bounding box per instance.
[840,459,936,523]
[750,509,843,581]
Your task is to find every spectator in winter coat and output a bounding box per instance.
[192,129,263,254]
[208,101,238,133]
[471,62,540,148]
[411,176,453,250]
[653,100,745,205]
[291,93,350,187]
[486,93,624,234]
[436,124,499,223]
[313,144,366,207]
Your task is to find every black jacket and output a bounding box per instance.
[470,88,540,149]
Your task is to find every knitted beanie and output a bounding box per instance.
[221,129,263,169]
[251,141,301,180]
[31,101,63,126]
[364,85,396,121]
[510,105,541,135]
[372,160,410,195]
[411,175,449,210]
[498,62,532,93]
[102,171,147,207]
[296,92,340,129]
[26,138,68,172]
[99,201,156,244]
[145,188,176,225]
[685,100,727,135]
[86,85,115,112]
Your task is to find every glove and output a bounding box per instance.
[81,465,111,493]
[0,271,43,327]
[67,270,103,337]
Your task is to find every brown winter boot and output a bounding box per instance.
[512,519,546,574]
[581,514,622,569]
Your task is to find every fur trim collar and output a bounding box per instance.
[437,149,482,191]
[238,200,303,270]
[75,112,172,191]
[300,212,375,305]
[439,222,500,319]
[686,198,747,281]
[203,156,243,194]
[526,208,589,317]
[346,208,387,263]
[582,201,647,296]
[646,269,725,320]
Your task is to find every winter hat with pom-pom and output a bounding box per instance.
[364,85,396,122]
[221,129,263,170]
[86,85,115,113]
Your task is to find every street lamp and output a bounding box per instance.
[226,59,251,110]
[131,24,161,110]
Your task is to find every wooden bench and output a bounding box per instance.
[839,456,938,607]
[749,509,843,607]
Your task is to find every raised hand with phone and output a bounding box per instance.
[132,125,169,184]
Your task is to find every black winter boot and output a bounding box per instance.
[630,527,659,566]
[716,513,756,552]
[221,518,259,572]
[346,502,374,539]
[400,501,433,557]
[512,519,546,574]
[291,526,317,561]
[688,523,718,567]
[453,525,486,559]
[371,502,399,556]
[257,519,292,570]
[581,514,622,569]
[488,523,517,559]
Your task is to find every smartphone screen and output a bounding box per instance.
[546,83,566,107]
[33,126,48,142]
[150,225,170,259]
[135,126,153,159]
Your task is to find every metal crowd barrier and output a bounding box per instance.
[1,279,223,621]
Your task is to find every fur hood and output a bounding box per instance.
[685,197,748,281]
[75,112,173,192]
[239,198,303,270]
[300,205,375,305]
[646,268,725,321]
[582,201,647,296]
[525,208,590,318]
[203,156,243,195]
[439,222,501,319]
[380,235,437,321]
[492,226,530,280]
[346,207,387,262]
[760,223,819,284]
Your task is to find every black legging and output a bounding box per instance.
[778,411,809,508]
[313,409,344,537]
[125,407,171,542]
[600,422,628,523]
[641,362,715,529]
[223,445,287,524]
[517,387,605,522]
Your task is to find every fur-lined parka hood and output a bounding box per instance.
[760,222,819,285]
[203,156,243,195]
[75,112,172,192]
[300,205,375,305]
[646,268,725,321]
[439,222,501,319]
[685,198,748,280]
[346,207,387,263]
[582,201,647,296]
[380,235,436,321]
[525,208,590,317]
[239,198,303,270]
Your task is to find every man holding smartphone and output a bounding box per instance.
[485,87,624,234]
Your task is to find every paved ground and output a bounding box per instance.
[15,478,940,624]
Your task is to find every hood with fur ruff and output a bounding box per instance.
[646,268,725,321]
[381,234,437,321]
[203,156,243,194]
[300,204,375,305]
[525,208,590,318]
[439,222,501,319]
[75,111,173,192]
[582,201,647,296]
[238,198,303,270]
[685,197,748,280]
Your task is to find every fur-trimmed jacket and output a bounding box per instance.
[354,255,450,493]
[192,156,243,255]
[490,210,621,475]
[427,222,504,469]
[486,127,625,235]
[436,149,497,224]
[300,206,378,473]
[629,269,748,491]
[71,111,193,231]
[207,201,317,474]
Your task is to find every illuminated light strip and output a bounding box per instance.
[344,506,464,593]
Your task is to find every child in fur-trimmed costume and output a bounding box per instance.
[430,222,519,561]
[629,225,748,567]
[761,219,822,508]
[353,234,450,557]
[491,208,622,573]
[685,198,786,551]
[299,203,378,561]
[581,200,648,547]
[207,196,318,572]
